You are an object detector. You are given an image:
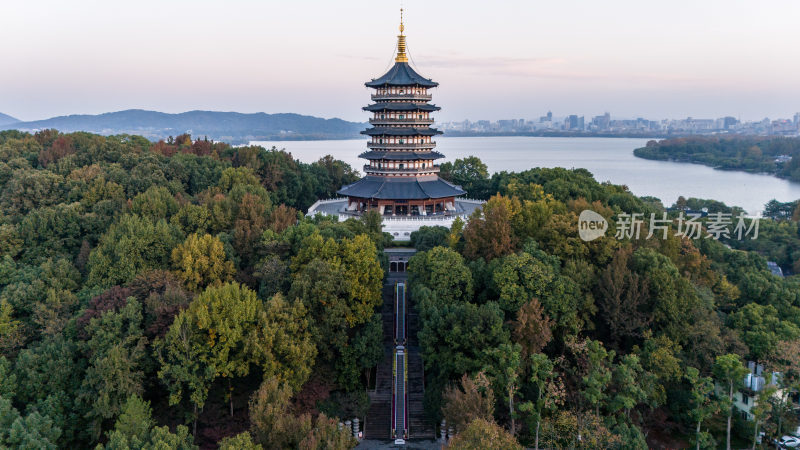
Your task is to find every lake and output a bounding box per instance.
[251,136,800,215]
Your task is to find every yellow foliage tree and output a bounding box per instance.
[171,233,234,292]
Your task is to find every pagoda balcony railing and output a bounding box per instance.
[366,142,436,150]
[371,93,432,101]
[364,165,440,175]
[368,118,434,126]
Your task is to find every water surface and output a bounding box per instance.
[251,136,800,215]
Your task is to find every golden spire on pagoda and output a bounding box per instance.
[395,8,408,63]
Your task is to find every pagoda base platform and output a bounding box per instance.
[307,198,484,239]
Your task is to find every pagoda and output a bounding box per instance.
[337,10,466,216]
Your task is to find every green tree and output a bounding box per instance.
[492,252,555,313]
[188,282,261,416]
[410,226,450,252]
[730,303,800,362]
[87,214,183,288]
[581,339,614,416]
[609,354,647,418]
[685,367,718,450]
[712,354,749,450]
[154,311,215,436]
[130,186,180,222]
[99,394,196,450]
[171,233,234,292]
[439,156,490,198]
[80,299,148,439]
[518,353,563,450]
[408,246,474,305]
[0,395,61,450]
[218,432,262,450]
[483,343,523,434]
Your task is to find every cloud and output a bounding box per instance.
[413,53,712,86]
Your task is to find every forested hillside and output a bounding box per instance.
[634,136,800,182]
[426,158,800,448]
[0,130,798,449]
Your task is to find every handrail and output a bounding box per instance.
[369,118,434,125]
[366,142,437,149]
[364,165,440,174]
[372,93,432,101]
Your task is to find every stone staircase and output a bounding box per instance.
[407,306,435,439]
[364,281,396,439]
[364,268,434,441]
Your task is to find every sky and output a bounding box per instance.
[2,0,799,123]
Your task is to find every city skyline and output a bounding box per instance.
[2,0,799,122]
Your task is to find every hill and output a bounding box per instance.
[0,109,364,142]
[0,112,18,126]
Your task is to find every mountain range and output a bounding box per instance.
[0,112,19,126]
[0,109,365,143]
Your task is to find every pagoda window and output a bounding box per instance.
[399,114,405,119]
[381,114,385,119]
[399,163,405,169]
[399,139,404,144]
[379,139,383,143]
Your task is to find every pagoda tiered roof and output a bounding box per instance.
[365,62,438,88]
[338,175,465,200]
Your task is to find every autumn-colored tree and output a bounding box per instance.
[447,418,522,450]
[37,135,74,168]
[233,193,269,264]
[0,300,24,357]
[171,233,234,292]
[248,293,316,391]
[268,204,298,233]
[297,413,357,450]
[538,411,620,449]
[249,378,308,449]
[597,246,651,345]
[463,195,517,261]
[441,372,495,434]
[513,298,553,359]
